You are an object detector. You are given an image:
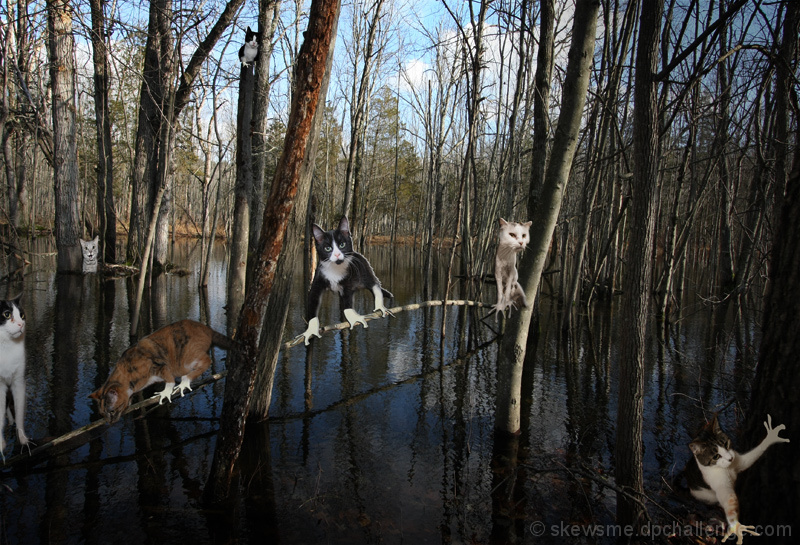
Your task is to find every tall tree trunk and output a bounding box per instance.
[249,0,283,257]
[251,1,340,419]
[227,64,256,334]
[739,3,800,539]
[205,0,340,503]
[495,0,599,434]
[341,0,386,220]
[47,0,81,272]
[126,0,169,264]
[615,0,664,529]
[89,0,116,264]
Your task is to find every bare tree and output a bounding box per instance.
[88,0,116,264]
[341,0,388,226]
[47,0,81,272]
[615,0,665,528]
[495,0,600,434]
[205,0,341,503]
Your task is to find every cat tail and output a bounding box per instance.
[211,330,237,350]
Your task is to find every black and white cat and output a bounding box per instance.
[299,216,393,345]
[493,218,531,317]
[0,295,30,460]
[238,26,260,67]
[80,236,99,273]
[685,414,789,544]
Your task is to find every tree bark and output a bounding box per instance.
[249,0,283,257]
[495,0,599,434]
[205,0,340,503]
[227,64,255,334]
[47,0,81,272]
[615,0,664,529]
[739,2,800,539]
[250,1,340,420]
[89,0,116,264]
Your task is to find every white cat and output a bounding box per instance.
[493,218,532,317]
[0,295,30,460]
[80,236,99,273]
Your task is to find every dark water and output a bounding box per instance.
[0,239,760,544]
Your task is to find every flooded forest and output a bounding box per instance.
[1,0,799,543]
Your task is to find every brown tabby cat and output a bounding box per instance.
[89,320,233,423]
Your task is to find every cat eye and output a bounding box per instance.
[324,246,332,252]
[2,310,9,319]
[712,453,721,461]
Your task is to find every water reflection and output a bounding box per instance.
[0,239,760,543]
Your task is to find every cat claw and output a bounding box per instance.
[723,521,759,544]
[344,308,368,329]
[299,317,322,345]
[373,304,393,318]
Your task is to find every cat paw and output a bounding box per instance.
[344,308,368,329]
[764,414,789,445]
[723,521,759,544]
[373,304,393,318]
[174,376,193,397]
[157,384,175,405]
[299,317,322,345]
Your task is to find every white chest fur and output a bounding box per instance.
[320,259,349,295]
[0,336,25,383]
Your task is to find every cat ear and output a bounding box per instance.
[710,414,721,433]
[523,221,532,227]
[498,218,508,227]
[93,235,99,243]
[312,224,326,244]
[689,441,703,455]
[12,293,22,305]
[246,25,252,32]
[88,390,101,400]
[338,216,350,235]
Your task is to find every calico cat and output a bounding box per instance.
[238,26,260,67]
[493,218,532,317]
[0,295,30,460]
[685,414,789,544]
[80,236,99,273]
[299,216,393,345]
[89,320,233,424]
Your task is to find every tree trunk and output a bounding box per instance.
[47,0,82,272]
[205,0,340,503]
[126,0,170,264]
[739,3,800,539]
[615,0,664,529]
[227,64,255,334]
[250,2,340,420]
[89,0,115,264]
[495,0,598,434]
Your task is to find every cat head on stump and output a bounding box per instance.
[689,414,735,469]
[312,216,354,265]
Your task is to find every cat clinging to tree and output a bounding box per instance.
[299,216,393,345]
[684,413,789,544]
[493,218,532,318]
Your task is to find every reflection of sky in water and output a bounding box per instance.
[0,239,760,543]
